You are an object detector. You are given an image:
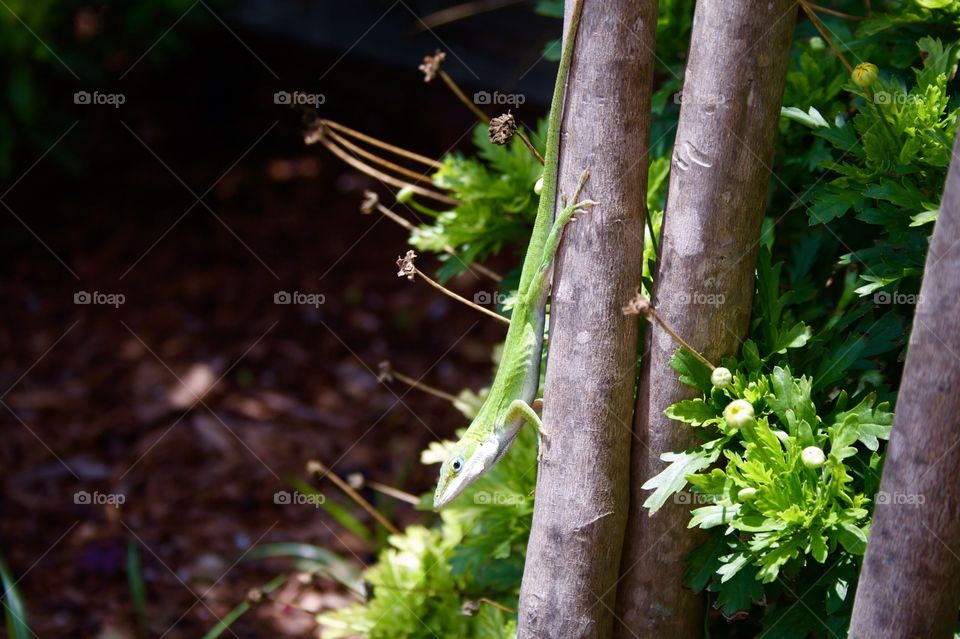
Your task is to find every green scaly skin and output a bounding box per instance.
[434,0,592,509]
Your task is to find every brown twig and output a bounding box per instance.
[307,460,401,535]
[321,119,442,169]
[622,290,716,370]
[415,0,525,31]
[396,250,510,326]
[799,1,854,73]
[479,597,516,614]
[377,360,483,409]
[347,471,422,506]
[427,56,544,165]
[326,126,431,182]
[806,2,865,20]
[314,131,460,207]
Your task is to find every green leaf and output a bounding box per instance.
[770,321,812,355]
[534,0,564,18]
[715,563,764,615]
[0,555,31,639]
[690,503,740,529]
[910,208,939,226]
[127,540,148,634]
[809,530,829,563]
[541,39,561,62]
[684,534,728,592]
[665,398,719,426]
[781,105,829,128]
[916,1,954,11]
[668,348,713,393]
[202,575,287,639]
[742,340,762,372]
[808,185,863,225]
[767,366,817,428]
[642,442,725,513]
[837,522,868,555]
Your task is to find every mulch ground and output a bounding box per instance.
[0,23,518,638]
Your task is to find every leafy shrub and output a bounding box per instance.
[314,1,960,637]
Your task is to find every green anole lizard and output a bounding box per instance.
[434,0,592,509]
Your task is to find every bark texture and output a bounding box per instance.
[516,0,657,637]
[614,2,796,636]
[847,140,960,638]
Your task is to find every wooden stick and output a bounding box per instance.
[308,460,400,535]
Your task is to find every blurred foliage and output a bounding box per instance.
[0,0,215,179]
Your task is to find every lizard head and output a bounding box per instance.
[433,435,500,509]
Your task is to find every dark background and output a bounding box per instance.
[0,1,561,635]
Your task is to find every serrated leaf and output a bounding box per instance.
[642,443,724,513]
[770,321,812,355]
[665,398,719,426]
[684,534,728,592]
[668,348,713,393]
[715,563,764,615]
[809,530,829,563]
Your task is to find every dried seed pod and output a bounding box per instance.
[488,112,517,145]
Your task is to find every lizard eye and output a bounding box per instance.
[451,457,463,473]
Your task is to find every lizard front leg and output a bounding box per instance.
[527,168,596,300]
[506,398,548,462]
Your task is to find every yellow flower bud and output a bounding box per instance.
[851,63,879,89]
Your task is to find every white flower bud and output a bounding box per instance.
[534,176,543,195]
[737,487,757,501]
[711,367,733,388]
[723,399,755,430]
[801,446,826,469]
